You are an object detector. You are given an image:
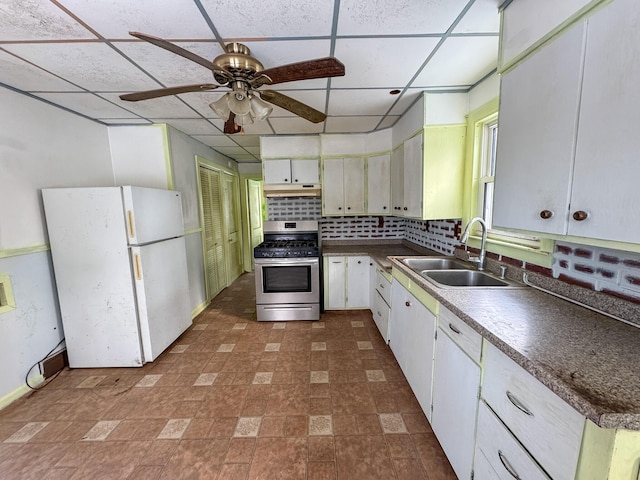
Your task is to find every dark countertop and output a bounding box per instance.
[321,242,640,431]
[322,241,438,272]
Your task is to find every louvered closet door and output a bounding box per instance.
[199,166,226,300]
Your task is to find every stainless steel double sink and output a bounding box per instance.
[401,257,523,289]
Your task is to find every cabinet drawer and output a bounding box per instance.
[483,342,584,480]
[375,269,392,305]
[372,291,390,342]
[439,305,482,364]
[475,401,550,480]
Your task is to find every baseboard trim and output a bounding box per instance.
[191,301,209,319]
[0,374,44,410]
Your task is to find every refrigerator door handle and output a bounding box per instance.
[127,210,136,239]
[133,253,142,280]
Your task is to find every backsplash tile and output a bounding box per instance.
[553,241,640,301]
[321,216,404,239]
[266,197,322,220]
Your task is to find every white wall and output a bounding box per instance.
[0,88,114,402]
[468,73,500,111]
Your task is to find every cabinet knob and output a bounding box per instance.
[294,178,298,182]
[284,178,288,182]
[405,301,411,307]
[572,210,589,221]
[383,206,387,210]
[357,260,361,264]
[539,210,554,219]
[403,207,408,211]
[347,206,351,210]
[338,207,342,210]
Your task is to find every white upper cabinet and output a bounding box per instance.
[367,154,391,215]
[570,0,640,242]
[261,136,320,185]
[263,159,319,185]
[494,0,640,243]
[493,22,584,235]
[322,157,365,216]
[500,0,594,68]
[390,145,404,215]
[402,134,424,218]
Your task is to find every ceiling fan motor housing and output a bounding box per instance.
[212,43,264,84]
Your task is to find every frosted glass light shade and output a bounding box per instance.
[228,94,251,115]
[250,96,273,121]
[210,95,231,120]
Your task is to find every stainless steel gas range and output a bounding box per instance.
[253,220,321,322]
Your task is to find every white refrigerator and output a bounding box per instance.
[42,186,192,368]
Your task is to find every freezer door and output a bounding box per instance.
[122,186,184,245]
[131,236,192,362]
[42,187,144,368]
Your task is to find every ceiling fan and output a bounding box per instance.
[119,32,345,134]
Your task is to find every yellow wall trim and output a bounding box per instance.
[191,301,209,320]
[184,228,202,235]
[0,245,49,259]
[0,375,44,410]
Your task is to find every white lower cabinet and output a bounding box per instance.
[371,264,391,342]
[475,401,551,480]
[432,307,482,480]
[323,255,370,309]
[482,342,584,480]
[389,280,436,419]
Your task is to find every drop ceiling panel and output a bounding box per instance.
[2,43,160,91]
[412,36,499,87]
[98,118,152,125]
[213,146,252,156]
[231,136,261,147]
[328,89,400,116]
[0,1,95,41]
[199,0,336,38]
[98,92,198,118]
[178,91,227,118]
[337,0,470,35]
[35,92,138,118]
[270,117,324,134]
[240,122,275,135]
[453,0,501,34]
[191,135,239,147]
[325,116,382,133]
[114,41,221,87]
[55,0,214,39]
[151,118,220,135]
[332,37,440,88]
[389,88,428,116]
[0,50,82,92]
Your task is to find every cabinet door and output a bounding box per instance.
[432,329,481,480]
[389,280,409,368]
[570,0,640,242]
[322,158,344,215]
[263,159,292,184]
[291,159,319,184]
[343,157,365,214]
[369,261,377,310]
[404,296,436,421]
[346,256,370,308]
[367,154,391,215]
[391,145,404,215]
[325,257,346,309]
[403,134,423,218]
[492,23,584,235]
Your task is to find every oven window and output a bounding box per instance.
[262,265,312,293]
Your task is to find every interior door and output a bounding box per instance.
[247,179,263,271]
[222,172,243,284]
[199,166,226,300]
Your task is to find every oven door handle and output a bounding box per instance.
[263,306,314,311]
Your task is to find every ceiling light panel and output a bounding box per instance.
[337,0,470,35]
[0,50,82,92]
[199,0,335,38]
[0,0,95,41]
[332,37,440,88]
[2,43,160,91]
[55,0,214,39]
[412,36,499,87]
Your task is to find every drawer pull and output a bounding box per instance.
[405,301,411,307]
[498,450,521,480]
[506,391,534,417]
[448,323,461,335]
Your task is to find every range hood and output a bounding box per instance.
[263,184,322,197]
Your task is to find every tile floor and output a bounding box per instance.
[0,273,456,479]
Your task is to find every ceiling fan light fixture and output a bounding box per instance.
[236,113,254,126]
[209,95,232,120]
[228,93,251,116]
[249,95,273,121]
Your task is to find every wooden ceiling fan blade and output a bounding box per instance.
[120,83,219,101]
[129,31,217,72]
[258,57,345,85]
[260,90,326,123]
